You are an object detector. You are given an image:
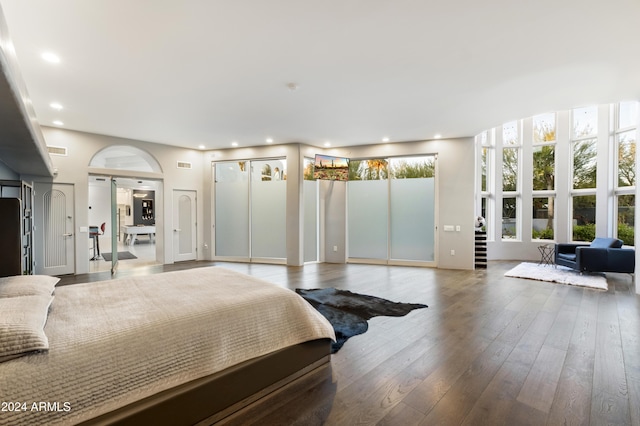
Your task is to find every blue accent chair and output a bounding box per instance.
[555,237,635,273]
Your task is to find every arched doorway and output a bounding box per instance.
[88,146,163,273]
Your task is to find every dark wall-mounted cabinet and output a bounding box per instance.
[0,181,33,276]
[133,190,155,225]
[0,198,21,277]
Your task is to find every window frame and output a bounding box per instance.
[501,121,522,241]
[613,102,637,245]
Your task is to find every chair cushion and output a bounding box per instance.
[590,238,623,249]
[557,253,576,261]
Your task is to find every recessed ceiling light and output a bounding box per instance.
[231,141,238,147]
[53,120,64,126]
[198,144,205,150]
[266,138,273,144]
[434,134,442,139]
[50,102,63,110]
[41,52,60,63]
[324,141,331,147]
[382,137,390,142]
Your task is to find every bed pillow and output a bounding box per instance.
[0,275,60,298]
[0,294,54,362]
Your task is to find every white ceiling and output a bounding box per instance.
[1,0,639,150]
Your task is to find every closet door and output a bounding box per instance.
[214,159,287,262]
[250,160,286,260]
[214,161,250,260]
[173,190,197,262]
[34,183,75,275]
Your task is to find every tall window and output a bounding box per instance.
[571,106,598,241]
[477,101,638,251]
[615,101,637,245]
[478,130,492,236]
[532,113,556,240]
[502,121,520,239]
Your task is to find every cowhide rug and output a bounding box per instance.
[295,288,428,353]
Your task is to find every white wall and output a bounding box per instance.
[322,138,475,269]
[204,138,475,270]
[27,127,205,274]
[27,129,475,273]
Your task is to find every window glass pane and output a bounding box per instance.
[481,197,487,228]
[533,113,556,143]
[618,130,636,187]
[304,157,315,181]
[215,161,249,257]
[572,195,596,242]
[481,147,488,192]
[572,106,598,138]
[502,148,518,191]
[303,179,318,262]
[251,160,286,259]
[618,194,635,246]
[253,159,286,181]
[573,139,597,189]
[390,177,435,261]
[348,180,388,259]
[348,159,388,180]
[389,156,435,179]
[532,197,554,240]
[502,121,519,146]
[533,145,555,191]
[502,197,517,239]
[619,101,638,129]
[479,131,488,146]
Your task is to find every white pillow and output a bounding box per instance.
[0,275,60,298]
[0,294,54,362]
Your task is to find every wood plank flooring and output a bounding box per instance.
[57,260,640,425]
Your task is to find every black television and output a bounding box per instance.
[313,154,349,181]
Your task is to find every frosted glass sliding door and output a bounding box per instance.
[215,161,249,258]
[251,160,286,259]
[390,177,435,261]
[214,159,287,261]
[347,155,436,265]
[348,179,389,259]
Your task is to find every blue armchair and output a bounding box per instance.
[555,237,635,273]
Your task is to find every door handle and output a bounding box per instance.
[174,229,181,232]
[63,233,73,237]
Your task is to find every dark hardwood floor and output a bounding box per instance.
[57,261,640,425]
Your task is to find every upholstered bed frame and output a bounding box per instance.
[80,339,331,426]
[0,267,335,426]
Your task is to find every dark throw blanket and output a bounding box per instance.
[295,288,428,353]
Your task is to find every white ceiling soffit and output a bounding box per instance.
[0,4,53,176]
[1,0,639,151]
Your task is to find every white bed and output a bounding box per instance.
[0,267,335,426]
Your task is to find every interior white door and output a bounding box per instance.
[34,183,75,275]
[173,190,197,262]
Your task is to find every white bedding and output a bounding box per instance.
[0,267,335,426]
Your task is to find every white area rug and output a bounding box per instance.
[504,262,607,290]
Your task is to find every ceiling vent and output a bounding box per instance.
[177,161,192,169]
[47,146,68,156]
